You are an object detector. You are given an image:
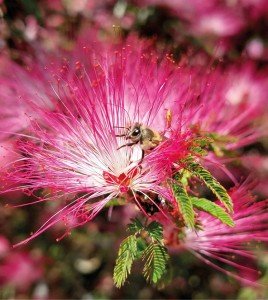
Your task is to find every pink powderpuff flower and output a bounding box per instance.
[0,32,112,141]
[150,179,268,285]
[135,0,268,57]
[189,9,245,38]
[187,63,268,189]
[137,0,268,39]
[246,38,266,60]
[0,140,24,200]
[0,55,55,141]
[240,0,268,21]
[185,62,268,151]
[0,36,266,245]
[0,251,44,292]
[137,0,245,37]
[241,154,268,198]
[2,38,194,245]
[0,53,67,198]
[180,180,268,285]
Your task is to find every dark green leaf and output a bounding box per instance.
[127,218,144,234]
[136,237,148,259]
[146,221,164,242]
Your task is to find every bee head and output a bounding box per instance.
[128,123,142,142]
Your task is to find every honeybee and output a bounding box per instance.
[116,122,163,151]
[135,191,168,216]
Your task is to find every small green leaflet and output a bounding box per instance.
[180,169,192,187]
[146,221,164,243]
[136,237,147,259]
[113,219,170,288]
[172,182,195,228]
[191,197,234,227]
[187,160,233,213]
[127,218,144,234]
[142,243,169,284]
[113,235,137,288]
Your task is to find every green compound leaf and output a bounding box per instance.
[187,160,233,213]
[127,218,144,234]
[114,220,171,287]
[142,243,169,284]
[146,221,164,243]
[172,182,195,228]
[113,235,138,288]
[191,197,234,227]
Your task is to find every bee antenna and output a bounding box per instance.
[117,141,137,150]
[117,144,127,150]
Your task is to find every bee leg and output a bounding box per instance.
[115,134,127,137]
[141,149,145,161]
[117,142,137,150]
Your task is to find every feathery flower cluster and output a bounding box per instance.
[0,36,267,286]
[0,235,44,292]
[0,56,55,140]
[135,0,268,58]
[182,181,268,285]
[150,178,268,285]
[1,38,195,243]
